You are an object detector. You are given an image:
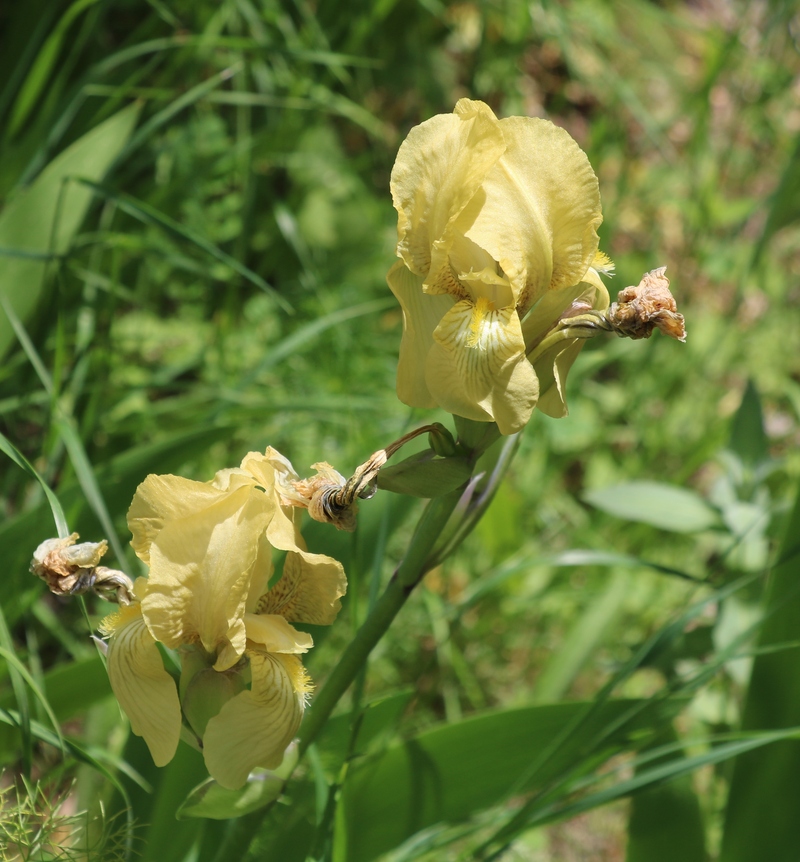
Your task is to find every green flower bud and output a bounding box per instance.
[182,666,246,739]
[428,423,458,457]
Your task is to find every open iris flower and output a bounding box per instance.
[100,449,346,789]
[389,98,612,434]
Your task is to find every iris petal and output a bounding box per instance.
[462,116,602,312]
[388,261,455,408]
[105,604,181,767]
[257,550,347,625]
[533,270,611,418]
[128,474,239,565]
[391,100,505,285]
[141,485,272,668]
[203,652,307,789]
[426,301,539,434]
[244,613,313,654]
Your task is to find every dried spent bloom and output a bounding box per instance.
[606,267,687,342]
[388,98,613,434]
[270,427,445,529]
[525,266,686,376]
[31,534,134,604]
[100,449,347,789]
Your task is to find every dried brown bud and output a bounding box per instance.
[606,267,686,342]
[31,533,134,604]
[31,534,107,595]
[269,426,442,532]
[293,462,359,532]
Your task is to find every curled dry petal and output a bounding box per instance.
[31,534,108,594]
[606,267,686,342]
[31,533,134,603]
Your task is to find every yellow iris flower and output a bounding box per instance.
[388,98,610,434]
[100,449,346,789]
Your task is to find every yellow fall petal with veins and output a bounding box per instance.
[426,300,539,435]
[102,601,182,767]
[257,549,347,626]
[203,651,309,790]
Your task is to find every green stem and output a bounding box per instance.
[298,487,463,755]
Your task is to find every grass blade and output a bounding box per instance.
[720,481,800,861]
[0,429,68,538]
[75,179,292,313]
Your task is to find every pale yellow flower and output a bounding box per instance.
[389,98,610,433]
[101,450,346,789]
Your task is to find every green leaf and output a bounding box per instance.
[0,655,111,762]
[719,480,800,862]
[583,481,721,533]
[75,179,291,313]
[0,428,68,537]
[377,450,472,498]
[0,103,140,357]
[533,572,631,703]
[626,727,707,862]
[127,740,210,862]
[0,646,64,754]
[729,380,768,468]
[0,709,146,796]
[178,744,298,821]
[315,690,413,772]
[339,698,680,862]
[177,773,284,821]
[753,130,800,263]
[6,0,102,137]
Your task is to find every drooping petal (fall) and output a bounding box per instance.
[257,550,347,625]
[103,603,181,767]
[202,652,309,789]
[463,116,602,312]
[388,260,455,408]
[391,99,505,284]
[141,484,273,669]
[426,300,539,435]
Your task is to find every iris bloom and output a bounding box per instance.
[100,450,346,789]
[389,98,611,434]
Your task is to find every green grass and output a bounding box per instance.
[1,0,800,859]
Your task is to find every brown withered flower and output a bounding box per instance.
[606,267,686,342]
[31,533,134,604]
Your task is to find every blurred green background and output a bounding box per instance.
[1,0,800,859]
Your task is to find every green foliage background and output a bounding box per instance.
[1,0,800,859]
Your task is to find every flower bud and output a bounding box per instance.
[182,665,247,740]
[428,423,459,457]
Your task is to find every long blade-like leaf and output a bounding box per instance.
[719,481,800,862]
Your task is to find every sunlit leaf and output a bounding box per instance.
[583,481,721,533]
[0,103,140,357]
